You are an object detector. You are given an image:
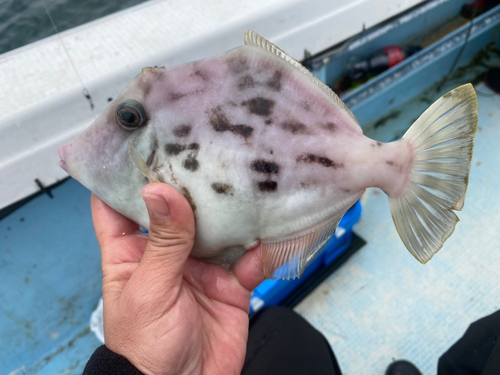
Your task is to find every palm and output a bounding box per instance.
[174,261,253,374]
[92,189,264,375]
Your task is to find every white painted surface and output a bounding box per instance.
[0,0,425,209]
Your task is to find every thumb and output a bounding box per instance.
[133,183,195,290]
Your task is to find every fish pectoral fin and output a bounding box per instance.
[127,141,159,183]
[261,215,343,280]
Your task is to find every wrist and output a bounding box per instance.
[84,345,144,375]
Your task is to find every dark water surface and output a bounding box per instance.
[0,0,150,55]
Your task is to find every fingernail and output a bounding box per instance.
[142,194,170,219]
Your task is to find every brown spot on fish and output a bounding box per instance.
[165,144,186,155]
[265,119,272,125]
[183,155,199,172]
[143,82,153,98]
[169,92,186,101]
[267,70,282,92]
[173,125,192,137]
[258,181,278,192]
[237,75,256,90]
[322,122,336,132]
[181,187,197,212]
[210,108,231,131]
[297,154,342,168]
[301,102,311,111]
[269,150,274,155]
[165,142,198,157]
[251,160,280,174]
[233,125,254,139]
[370,141,382,148]
[193,70,207,81]
[340,188,351,193]
[281,120,310,135]
[210,107,254,140]
[243,97,275,117]
[443,91,453,99]
[227,56,249,74]
[386,160,403,172]
[211,182,235,195]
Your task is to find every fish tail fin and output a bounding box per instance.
[388,83,478,264]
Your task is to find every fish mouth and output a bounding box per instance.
[59,160,68,173]
[58,146,69,173]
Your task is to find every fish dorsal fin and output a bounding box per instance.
[244,30,359,124]
[261,214,343,280]
[127,141,160,183]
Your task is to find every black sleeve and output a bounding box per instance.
[83,345,144,375]
[438,309,500,375]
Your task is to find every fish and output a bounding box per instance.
[58,30,478,280]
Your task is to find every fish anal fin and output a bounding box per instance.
[127,141,160,184]
[261,215,342,280]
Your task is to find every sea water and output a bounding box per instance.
[0,0,149,55]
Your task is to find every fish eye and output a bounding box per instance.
[116,100,146,130]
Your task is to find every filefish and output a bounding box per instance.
[58,31,478,279]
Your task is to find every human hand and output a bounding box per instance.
[91,183,264,375]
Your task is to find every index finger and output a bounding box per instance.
[91,194,140,247]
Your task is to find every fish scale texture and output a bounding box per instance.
[295,82,500,375]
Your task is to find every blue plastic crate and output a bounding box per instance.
[249,201,362,313]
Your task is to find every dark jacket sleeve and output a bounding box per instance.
[437,309,500,375]
[83,345,144,375]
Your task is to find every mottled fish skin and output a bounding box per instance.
[60,44,414,261]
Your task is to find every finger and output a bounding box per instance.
[130,183,195,294]
[91,194,139,248]
[233,246,265,291]
[183,258,251,310]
